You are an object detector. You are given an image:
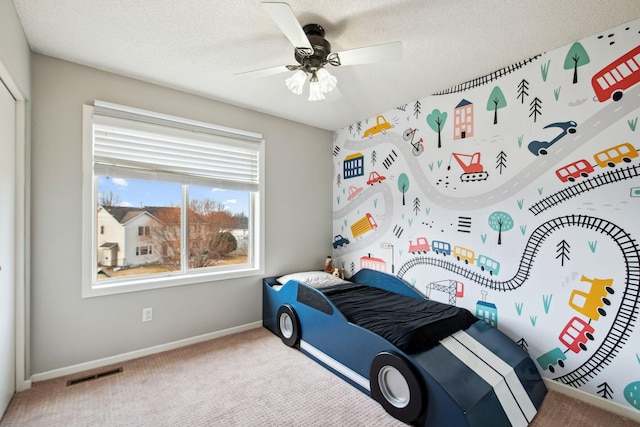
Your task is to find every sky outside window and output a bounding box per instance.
[98,176,249,215]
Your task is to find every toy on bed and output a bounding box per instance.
[323,256,344,279]
[263,268,547,427]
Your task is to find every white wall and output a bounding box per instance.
[30,54,332,374]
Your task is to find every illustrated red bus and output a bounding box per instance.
[559,316,595,353]
[555,159,595,182]
[592,45,640,102]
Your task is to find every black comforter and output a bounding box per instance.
[322,282,477,354]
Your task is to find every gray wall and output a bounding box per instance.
[0,0,30,97]
[30,54,332,374]
[0,0,31,384]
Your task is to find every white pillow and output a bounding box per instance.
[276,271,349,288]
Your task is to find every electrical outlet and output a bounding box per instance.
[142,307,152,322]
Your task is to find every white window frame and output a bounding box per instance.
[82,101,265,298]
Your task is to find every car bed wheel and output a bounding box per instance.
[277,305,300,348]
[370,352,424,423]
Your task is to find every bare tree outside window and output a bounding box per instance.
[99,190,121,207]
[152,199,246,270]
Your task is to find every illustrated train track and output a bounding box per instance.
[529,163,640,215]
[397,214,640,387]
[433,54,542,95]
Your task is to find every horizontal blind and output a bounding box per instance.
[92,102,263,191]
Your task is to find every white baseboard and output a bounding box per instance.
[543,378,640,423]
[30,321,262,384]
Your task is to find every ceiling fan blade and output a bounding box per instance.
[235,65,290,78]
[261,2,313,54]
[335,41,402,66]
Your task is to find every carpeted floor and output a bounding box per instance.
[1,327,638,426]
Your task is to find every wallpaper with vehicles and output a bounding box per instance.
[331,18,640,410]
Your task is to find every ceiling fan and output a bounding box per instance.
[237,2,402,101]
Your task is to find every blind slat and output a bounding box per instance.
[91,104,262,191]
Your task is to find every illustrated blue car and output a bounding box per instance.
[263,269,547,426]
[332,234,350,249]
[527,120,578,156]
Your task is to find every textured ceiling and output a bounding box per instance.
[11,0,640,130]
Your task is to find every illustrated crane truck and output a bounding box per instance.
[448,152,489,182]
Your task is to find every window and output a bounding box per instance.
[82,101,264,297]
[136,246,153,256]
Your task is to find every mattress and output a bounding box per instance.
[322,282,478,354]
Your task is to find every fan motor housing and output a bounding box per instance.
[294,23,331,69]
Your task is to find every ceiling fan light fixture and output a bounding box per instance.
[285,69,307,95]
[308,79,325,101]
[317,67,337,93]
[244,4,403,104]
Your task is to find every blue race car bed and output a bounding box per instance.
[263,268,547,427]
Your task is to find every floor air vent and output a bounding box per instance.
[66,367,123,386]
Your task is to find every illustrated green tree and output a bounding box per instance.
[426,109,447,148]
[487,86,507,125]
[488,211,514,245]
[397,173,409,205]
[564,42,590,84]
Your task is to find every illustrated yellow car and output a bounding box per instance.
[364,115,393,138]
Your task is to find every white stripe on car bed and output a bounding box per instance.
[440,332,534,427]
[300,340,370,391]
[449,330,538,421]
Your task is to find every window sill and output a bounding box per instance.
[82,266,264,298]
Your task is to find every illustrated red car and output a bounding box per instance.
[347,185,363,201]
[367,171,386,185]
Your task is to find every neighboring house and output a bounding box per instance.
[97,206,165,268]
[97,205,249,268]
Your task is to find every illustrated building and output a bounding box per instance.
[359,254,387,272]
[343,152,365,179]
[454,99,474,140]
